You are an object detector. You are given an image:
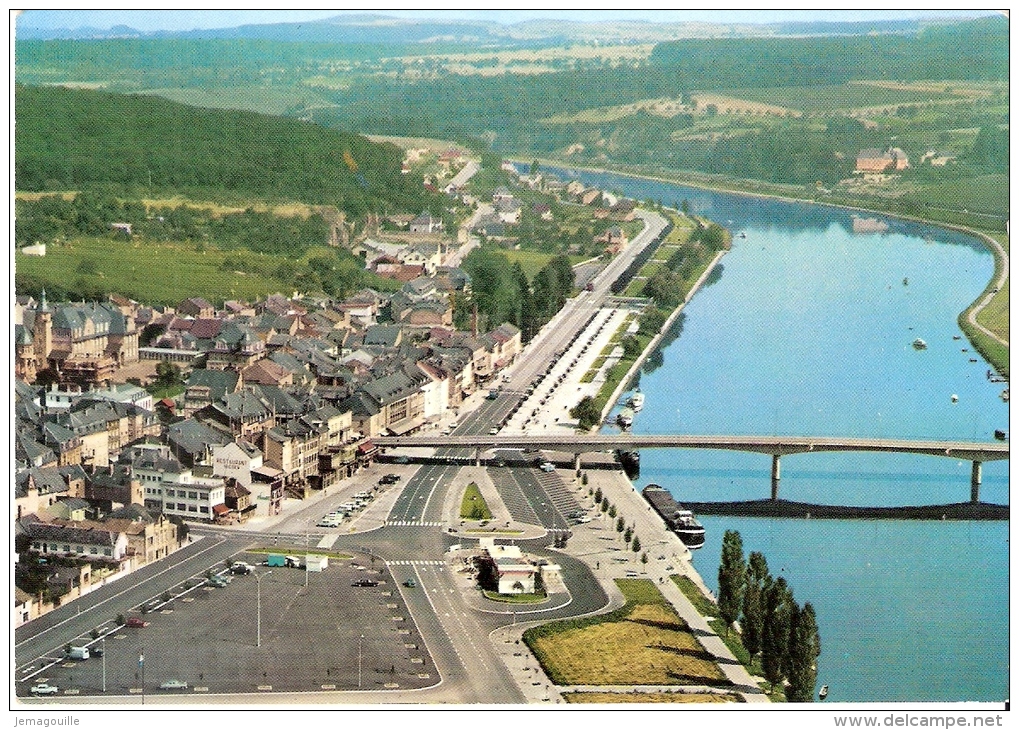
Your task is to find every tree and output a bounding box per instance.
[641,552,648,571]
[717,530,746,636]
[742,551,772,665]
[624,527,633,543]
[631,536,641,553]
[594,487,603,504]
[616,516,625,533]
[762,577,794,694]
[570,396,601,431]
[786,602,821,702]
[530,159,540,176]
[621,335,642,359]
[608,505,617,518]
[154,360,182,390]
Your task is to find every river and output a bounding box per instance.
[548,167,1009,703]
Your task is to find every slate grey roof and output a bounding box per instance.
[186,369,239,401]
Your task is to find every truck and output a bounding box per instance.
[67,646,90,660]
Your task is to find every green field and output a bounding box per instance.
[14,238,341,306]
[718,83,960,114]
[917,174,1009,218]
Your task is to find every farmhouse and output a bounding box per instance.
[855,147,909,173]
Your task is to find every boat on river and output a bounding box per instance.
[819,685,829,701]
[642,484,705,549]
[616,450,640,479]
[628,390,645,411]
[617,407,634,429]
[912,338,928,350]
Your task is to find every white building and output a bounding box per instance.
[212,441,263,488]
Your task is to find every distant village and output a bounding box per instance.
[13,153,644,625]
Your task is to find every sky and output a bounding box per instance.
[15,8,997,32]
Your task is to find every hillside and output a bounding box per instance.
[14,84,439,217]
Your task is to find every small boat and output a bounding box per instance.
[819,685,829,700]
[903,277,908,286]
[951,394,958,403]
[738,232,747,239]
[1000,389,1009,402]
[912,338,927,350]
[628,390,645,412]
[953,335,962,340]
[616,407,634,429]
[994,429,1008,441]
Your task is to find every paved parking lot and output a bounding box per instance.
[18,552,437,698]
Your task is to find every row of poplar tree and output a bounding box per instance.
[717,530,821,702]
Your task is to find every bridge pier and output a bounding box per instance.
[971,461,982,503]
[573,453,582,476]
[770,455,781,501]
[475,448,481,467]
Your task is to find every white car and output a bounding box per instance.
[30,684,59,695]
[539,462,556,472]
[159,679,188,690]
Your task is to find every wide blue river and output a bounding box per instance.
[554,167,1009,702]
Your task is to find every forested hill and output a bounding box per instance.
[14,84,437,215]
[649,16,1008,87]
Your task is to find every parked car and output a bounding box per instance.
[230,562,254,575]
[125,617,149,628]
[403,578,417,588]
[379,474,401,485]
[30,683,59,695]
[352,579,379,587]
[539,462,556,472]
[159,679,188,690]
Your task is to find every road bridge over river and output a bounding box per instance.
[376,434,1009,502]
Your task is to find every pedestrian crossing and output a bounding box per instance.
[387,560,446,566]
[386,520,444,527]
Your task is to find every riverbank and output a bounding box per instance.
[599,247,727,426]
[525,158,1009,378]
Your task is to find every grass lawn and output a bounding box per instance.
[499,249,555,280]
[563,691,739,703]
[977,277,1009,338]
[15,236,286,306]
[523,579,730,688]
[459,483,493,521]
[669,574,784,698]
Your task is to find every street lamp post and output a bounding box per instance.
[101,637,106,693]
[256,570,272,648]
[139,651,144,705]
[358,634,364,688]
